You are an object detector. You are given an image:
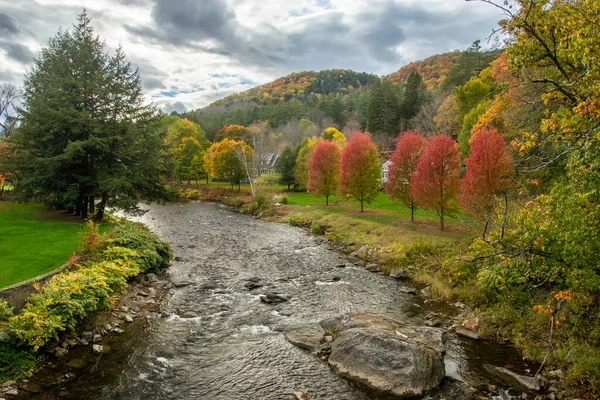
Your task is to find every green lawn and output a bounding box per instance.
[0,202,85,288]
[283,190,457,222]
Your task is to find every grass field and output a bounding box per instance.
[0,202,85,288]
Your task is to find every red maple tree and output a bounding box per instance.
[460,128,514,238]
[385,130,428,222]
[308,139,341,205]
[338,132,381,212]
[411,134,461,230]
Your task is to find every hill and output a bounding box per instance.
[204,69,378,113]
[387,51,463,89]
[183,49,503,141]
[387,48,502,90]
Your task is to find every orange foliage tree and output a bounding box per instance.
[308,139,341,205]
[215,124,248,142]
[411,134,461,230]
[460,128,514,238]
[338,132,381,212]
[385,131,428,222]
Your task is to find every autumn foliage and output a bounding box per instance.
[338,132,380,212]
[385,131,428,222]
[215,124,248,142]
[411,135,461,229]
[460,128,513,237]
[204,139,252,190]
[308,139,341,205]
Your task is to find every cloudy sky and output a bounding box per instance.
[0,0,503,113]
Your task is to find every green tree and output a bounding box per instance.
[294,136,318,190]
[14,11,167,220]
[367,79,399,136]
[468,1,600,390]
[276,146,298,190]
[399,71,427,121]
[174,137,202,185]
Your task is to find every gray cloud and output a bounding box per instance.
[0,41,34,64]
[142,76,166,90]
[0,0,502,109]
[162,101,188,114]
[0,13,19,35]
[126,0,287,68]
[126,0,237,46]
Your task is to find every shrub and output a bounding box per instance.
[0,346,36,381]
[8,218,172,351]
[106,221,172,272]
[247,194,270,215]
[281,196,288,205]
[405,236,435,262]
[232,199,244,208]
[311,223,326,235]
[0,299,13,321]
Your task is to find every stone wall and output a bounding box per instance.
[0,264,70,312]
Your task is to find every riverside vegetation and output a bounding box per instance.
[0,216,172,381]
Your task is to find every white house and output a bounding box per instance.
[381,160,393,183]
[259,152,280,175]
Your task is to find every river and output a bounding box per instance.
[21,202,537,399]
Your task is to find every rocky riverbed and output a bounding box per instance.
[10,202,551,400]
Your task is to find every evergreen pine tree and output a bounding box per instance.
[15,10,167,220]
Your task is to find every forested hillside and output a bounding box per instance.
[181,46,501,143]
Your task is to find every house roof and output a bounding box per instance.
[260,152,279,169]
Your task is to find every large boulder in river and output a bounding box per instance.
[323,313,446,398]
[284,326,324,353]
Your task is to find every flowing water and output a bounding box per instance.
[21,202,537,400]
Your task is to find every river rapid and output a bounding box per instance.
[22,202,537,400]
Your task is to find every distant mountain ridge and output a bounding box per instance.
[199,49,501,114]
[386,51,463,89]
[203,69,378,113]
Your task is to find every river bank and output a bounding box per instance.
[0,216,172,398]
[9,201,560,400]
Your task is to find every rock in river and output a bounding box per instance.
[322,313,446,398]
[284,326,324,353]
[483,365,545,391]
[259,292,288,304]
[390,268,409,280]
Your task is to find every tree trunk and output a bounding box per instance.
[238,182,241,192]
[95,191,109,221]
[326,194,329,206]
[482,218,490,240]
[440,213,444,230]
[205,174,209,185]
[89,196,95,216]
[410,202,415,223]
[501,190,509,239]
[360,199,364,212]
[82,196,88,219]
[75,196,82,217]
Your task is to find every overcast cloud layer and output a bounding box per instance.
[0,0,503,112]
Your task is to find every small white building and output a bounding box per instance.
[381,160,393,183]
[259,152,280,175]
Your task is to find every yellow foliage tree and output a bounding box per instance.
[321,127,346,148]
